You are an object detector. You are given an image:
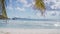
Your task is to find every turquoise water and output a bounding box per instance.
[0,19,60,29]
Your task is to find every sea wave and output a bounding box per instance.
[0,19,60,29]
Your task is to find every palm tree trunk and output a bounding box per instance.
[0,0,7,19]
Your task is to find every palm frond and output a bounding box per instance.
[35,0,46,15]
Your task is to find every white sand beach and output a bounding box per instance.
[0,28,60,34]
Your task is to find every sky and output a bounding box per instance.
[5,0,60,19]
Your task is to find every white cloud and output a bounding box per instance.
[9,0,12,3]
[45,0,60,9]
[17,0,28,4]
[16,0,32,8]
[50,11,56,16]
[44,0,60,17]
[51,1,60,9]
[24,3,32,8]
[55,11,60,16]
[7,6,13,10]
[36,12,41,17]
[32,2,35,5]
[21,0,27,4]
[31,0,35,5]
[52,4,60,9]
[45,0,56,3]
[45,11,60,16]
[14,15,20,18]
[6,0,13,10]
[16,7,25,12]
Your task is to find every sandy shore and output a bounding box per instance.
[0,28,60,34]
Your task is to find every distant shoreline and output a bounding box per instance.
[0,18,60,21]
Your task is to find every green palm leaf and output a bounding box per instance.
[35,0,46,15]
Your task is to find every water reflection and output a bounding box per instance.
[0,19,60,29]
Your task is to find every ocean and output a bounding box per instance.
[0,19,60,34]
[0,19,60,29]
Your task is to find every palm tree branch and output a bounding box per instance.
[35,0,46,11]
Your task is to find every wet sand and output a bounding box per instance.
[0,28,60,34]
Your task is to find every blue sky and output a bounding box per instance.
[5,0,60,19]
